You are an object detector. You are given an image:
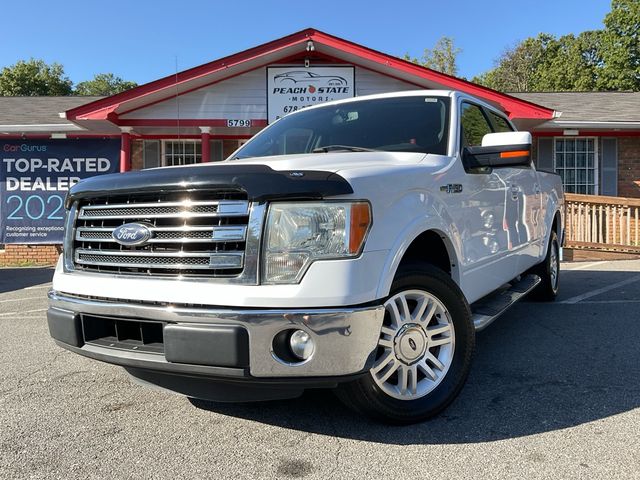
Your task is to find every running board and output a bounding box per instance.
[471,274,541,331]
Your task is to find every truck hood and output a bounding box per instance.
[67,151,451,205]
[229,151,429,174]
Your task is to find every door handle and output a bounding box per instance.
[533,183,541,195]
[510,185,519,200]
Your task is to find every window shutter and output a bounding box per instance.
[537,137,553,172]
[210,140,223,162]
[601,138,617,196]
[142,140,160,169]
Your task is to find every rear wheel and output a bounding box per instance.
[529,230,560,301]
[335,263,475,424]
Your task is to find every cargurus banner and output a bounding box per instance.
[0,139,119,244]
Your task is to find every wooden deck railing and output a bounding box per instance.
[564,193,640,253]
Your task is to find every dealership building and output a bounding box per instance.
[1,28,639,265]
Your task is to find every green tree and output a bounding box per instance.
[473,0,638,92]
[405,36,461,76]
[472,34,557,92]
[75,73,138,96]
[598,0,639,90]
[535,32,602,91]
[0,58,72,96]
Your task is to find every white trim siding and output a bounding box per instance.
[120,66,417,121]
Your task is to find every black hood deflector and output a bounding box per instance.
[66,163,353,206]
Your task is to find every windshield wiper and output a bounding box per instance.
[312,145,377,153]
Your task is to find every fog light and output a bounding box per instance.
[289,330,315,360]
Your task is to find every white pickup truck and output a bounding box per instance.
[48,90,564,424]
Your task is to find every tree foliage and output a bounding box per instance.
[405,36,461,76]
[473,0,639,92]
[74,73,138,96]
[598,0,640,90]
[0,59,138,96]
[0,58,73,96]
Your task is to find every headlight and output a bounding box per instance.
[262,201,371,284]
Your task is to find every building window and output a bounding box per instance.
[162,140,201,166]
[553,137,598,194]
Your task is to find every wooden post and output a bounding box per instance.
[577,204,582,242]
[613,206,617,244]
[636,207,640,247]
[627,207,631,246]
[598,205,603,244]
[584,204,589,243]
[591,204,596,243]
[606,205,610,244]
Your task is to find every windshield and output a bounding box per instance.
[232,96,450,159]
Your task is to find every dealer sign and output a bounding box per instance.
[0,139,119,244]
[267,66,355,123]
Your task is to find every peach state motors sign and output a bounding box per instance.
[267,66,355,123]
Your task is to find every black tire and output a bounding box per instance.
[529,230,560,301]
[335,262,475,424]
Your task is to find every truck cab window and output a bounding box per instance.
[487,111,514,133]
[232,96,450,159]
[459,103,493,148]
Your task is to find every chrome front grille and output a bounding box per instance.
[78,200,249,219]
[75,250,245,269]
[68,191,262,281]
[75,225,247,243]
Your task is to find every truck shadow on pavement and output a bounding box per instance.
[191,268,640,444]
[0,267,54,294]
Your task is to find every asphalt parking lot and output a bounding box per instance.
[1,260,639,480]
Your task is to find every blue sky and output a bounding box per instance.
[1,0,612,86]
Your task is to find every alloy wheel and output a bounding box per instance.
[371,290,455,400]
[550,240,559,291]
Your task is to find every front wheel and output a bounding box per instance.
[335,263,475,424]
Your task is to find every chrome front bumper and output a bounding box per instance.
[48,290,385,379]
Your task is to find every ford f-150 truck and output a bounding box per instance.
[48,90,564,424]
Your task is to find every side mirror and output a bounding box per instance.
[462,131,532,169]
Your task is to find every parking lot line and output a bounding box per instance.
[559,274,640,304]
[0,296,46,303]
[24,284,52,290]
[580,299,640,304]
[562,261,607,271]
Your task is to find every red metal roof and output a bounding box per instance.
[66,28,555,123]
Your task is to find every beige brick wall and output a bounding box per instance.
[131,139,144,171]
[564,248,639,262]
[0,244,61,267]
[617,137,640,198]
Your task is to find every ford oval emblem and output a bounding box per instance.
[112,223,152,246]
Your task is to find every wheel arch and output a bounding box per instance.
[376,223,461,299]
[542,208,563,255]
[552,209,563,244]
